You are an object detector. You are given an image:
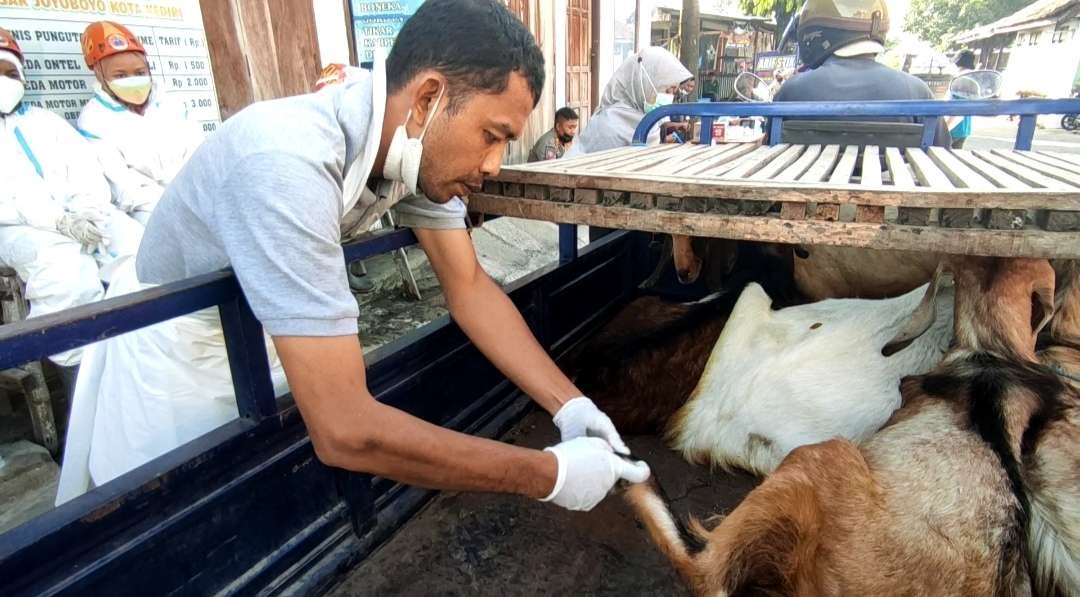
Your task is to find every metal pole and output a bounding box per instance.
[559,224,578,265]
[1015,114,1037,150]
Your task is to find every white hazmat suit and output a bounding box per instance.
[565,47,692,157]
[77,84,205,224]
[0,103,145,366]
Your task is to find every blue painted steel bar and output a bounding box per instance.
[0,231,423,372]
[698,116,714,145]
[0,271,237,371]
[1016,115,1038,151]
[219,292,277,420]
[342,227,418,262]
[920,116,940,149]
[768,117,783,146]
[558,223,578,265]
[632,98,1080,147]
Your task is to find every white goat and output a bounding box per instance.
[669,274,953,476]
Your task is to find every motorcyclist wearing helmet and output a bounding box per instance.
[774,0,951,146]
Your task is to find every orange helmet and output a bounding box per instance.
[0,27,22,63]
[81,21,146,69]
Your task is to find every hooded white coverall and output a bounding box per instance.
[77,84,205,224]
[0,104,145,366]
[564,47,692,157]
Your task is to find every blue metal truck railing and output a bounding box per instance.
[0,225,639,596]
[632,98,1080,150]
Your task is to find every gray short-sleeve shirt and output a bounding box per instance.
[136,70,465,337]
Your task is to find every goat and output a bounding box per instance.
[567,293,734,434]
[626,257,1079,597]
[669,272,953,475]
[670,235,942,301]
[1029,259,1080,595]
[570,243,798,434]
[793,245,943,301]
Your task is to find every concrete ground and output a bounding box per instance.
[356,219,587,351]
[964,115,1080,153]
[329,411,759,597]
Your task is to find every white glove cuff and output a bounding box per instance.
[539,446,568,502]
[552,396,591,427]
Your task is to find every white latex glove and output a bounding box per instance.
[56,213,106,251]
[540,437,651,511]
[553,397,631,455]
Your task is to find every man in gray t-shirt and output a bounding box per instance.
[58,0,647,511]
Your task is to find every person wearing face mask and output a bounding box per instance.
[76,21,205,225]
[563,47,692,158]
[57,0,647,512]
[527,106,579,162]
[0,27,143,384]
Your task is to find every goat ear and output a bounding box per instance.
[1032,281,1055,338]
[883,263,947,357]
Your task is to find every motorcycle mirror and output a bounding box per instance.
[735,71,771,102]
[950,70,1003,100]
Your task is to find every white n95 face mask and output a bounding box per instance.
[0,77,25,114]
[108,75,152,106]
[382,85,445,196]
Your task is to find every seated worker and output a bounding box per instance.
[774,0,951,146]
[77,21,205,225]
[528,106,578,162]
[565,47,693,157]
[0,27,143,380]
[56,0,647,512]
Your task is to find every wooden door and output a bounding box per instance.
[567,0,592,126]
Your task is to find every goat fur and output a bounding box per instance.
[628,257,1080,597]
[669,276,953,475]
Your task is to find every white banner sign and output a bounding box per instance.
[0,0,221,135]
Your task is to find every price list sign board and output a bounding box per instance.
[350,0,425,63]
[0,0,222,135]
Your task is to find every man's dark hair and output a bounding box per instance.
[955,49,976,70]
[387,0,545,112]
[555,106,579,123]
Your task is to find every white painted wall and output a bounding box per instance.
[1002,21,1080,99]
[312,0,351,66]
[596,0,616,102]
[637,0,653,50]
[554,0,568,108]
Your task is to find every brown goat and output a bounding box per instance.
[671,236,942,301]
[566,294,731,433]
[626,257,1080,597]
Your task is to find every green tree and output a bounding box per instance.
[740,0,803,48]
[905,0,1038,47]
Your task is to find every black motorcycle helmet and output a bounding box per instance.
[797,0,889,69]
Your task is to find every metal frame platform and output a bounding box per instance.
[469,100,1080,259]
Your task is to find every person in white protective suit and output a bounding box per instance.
[564,46,692,157]
[57,0,648,512]
[0,27,143,376]
[76,21,205,225]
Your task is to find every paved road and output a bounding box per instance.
[964,115,1080,154]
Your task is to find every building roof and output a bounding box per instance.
[954,0,1080,44]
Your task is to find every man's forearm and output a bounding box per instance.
[275,335,557,499]
[325,399,556,498]
[445,272,581,415]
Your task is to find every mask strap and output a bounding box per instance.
[639,58,660,102]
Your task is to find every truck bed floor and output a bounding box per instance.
[328,410,759,596]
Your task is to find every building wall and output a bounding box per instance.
[1001,19,1080,98]
[505,1,558,165]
